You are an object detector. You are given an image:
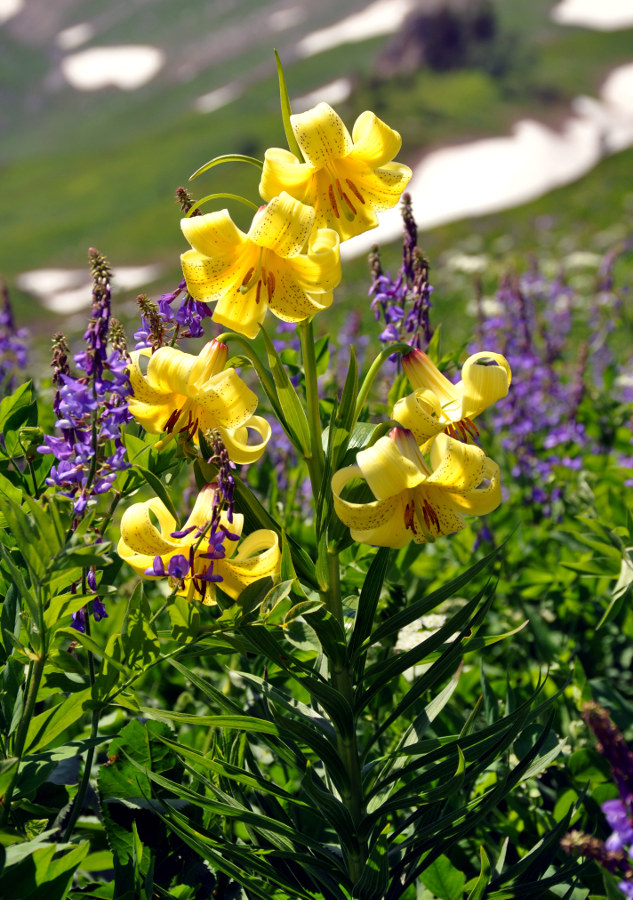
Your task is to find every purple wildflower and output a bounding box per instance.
[0,281,28,394]
[368,193,434,352]
[38,249,132,518]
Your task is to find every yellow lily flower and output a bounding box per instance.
[332,428,501,549]
[259,102,412,242]
[118,483,281,605]
[127,339,270,464]
[180,192,341,339]
[393,349,511,450]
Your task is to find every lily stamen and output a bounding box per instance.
[346,178,365,205]
[328,183,340,218]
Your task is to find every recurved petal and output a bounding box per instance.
[290,102,353,168]
[460,352,511,419]
[215,529,281,599]
[248,192,315,258]
[181,249,253,306]
[445,457,502,516]
[349,110,403,167]
[216,416,271,465]
[195,368,258,429]
[259,148,315,204]
[349,161,412,213]
[117,539,154,577]
[283,227,341,292]
[332,465,408,547]
[392,389,445,445]
[426,433,487,492]
[120,498,179,556]
[357,435,426,500]
[181,209,247,258]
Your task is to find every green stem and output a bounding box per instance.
[215,331,278,406]
[298,319,325,493]
[320,550,366,883]
[0,653,46,827]
[354,341,412,425]
[63,610,100,841]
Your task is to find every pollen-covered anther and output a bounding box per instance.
[267,271,276,300]
[328,183,340,218]
[463,417,480,439]
[346,179,365,205]
[404,500,417,534]
[164,408,182,433]
[336,178,357,216]
[422,498,440,533]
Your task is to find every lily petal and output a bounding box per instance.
[460,352,511,419]
[248,192,315,258]
[426,433,487,492]
[349,110,403,168]
[120,498,179,556]
[357,434,427,500]
[290,102,353,168]
[215,530,281,599]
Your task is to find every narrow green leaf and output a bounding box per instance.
[185,192,259,216]
[259,323,310,454]
[189,153,263,180]
[274,50,303,161]
[466,847,491,900]
[349,547,390,665]
[139,708,280,735]
[135,465,180,526]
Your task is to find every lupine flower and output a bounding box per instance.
[259,103,411,242]
[369,194,434,350]
[332,427,501,548]
[127,339,270,464]
[118,482,280,605]
[38,250,132,520]
[393,348,511,450]
[180,192,341,339]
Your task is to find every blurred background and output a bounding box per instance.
[1,0,632,352]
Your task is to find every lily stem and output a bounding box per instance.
[63,609,100,841]
[298,318,325,494]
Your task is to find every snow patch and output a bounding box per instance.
[296,0,417,57]
[61,46,164,91]
[194,84,241,114]
[0,0,23,25]
[17,264,162,315]
[551,0,633,30]
[56,22,95,51]
[292,78,352,112]
[343,62,633,259]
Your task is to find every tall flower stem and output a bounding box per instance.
[63,609,100,840]
[298,318,366,882]
[298,319,325,494]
